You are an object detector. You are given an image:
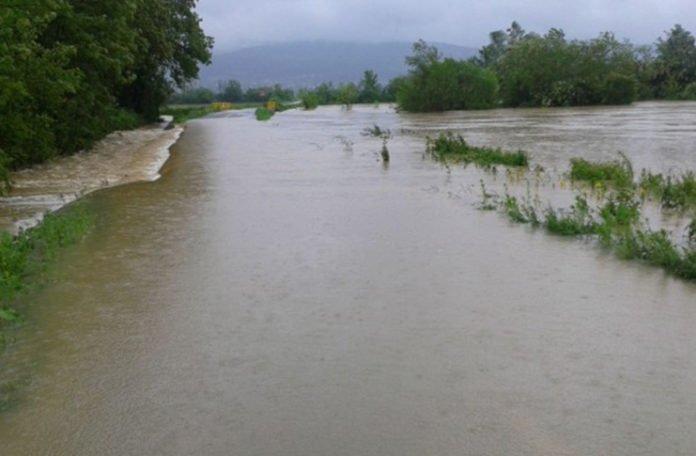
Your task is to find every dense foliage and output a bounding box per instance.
[153,22,696,117]
[397,40,499,112]
[0,0,212,186]
[396,23,696,112]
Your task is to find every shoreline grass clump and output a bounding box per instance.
[161,102,244,123]
[569,157,633,188]
[255,107,275,121]
[639,171,696,210]
[481,183,696,281]
[0,206,93,327]
[427,133,528,168]
[544,196,598,236]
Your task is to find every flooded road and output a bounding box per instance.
[2,103,696,455]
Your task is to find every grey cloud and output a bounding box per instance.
[197,0,696,51]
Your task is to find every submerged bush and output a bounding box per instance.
[300,92,319,110]
[255,107,275,121]
[544,196,597,236]
[569,158,634,188]
[639,171,696,210]
[428,134,528,168]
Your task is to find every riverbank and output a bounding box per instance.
[0,120,184,235]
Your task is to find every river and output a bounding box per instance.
[2,102,696,455]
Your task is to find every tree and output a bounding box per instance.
[359,70,382,103]
[217,80,243,102]
[119,0,213,121]
[398,42,499,112]
[337,83,359,109]
[654,25,696,97]
[0,0,213,181]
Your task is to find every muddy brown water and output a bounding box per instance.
[2,103,696,455]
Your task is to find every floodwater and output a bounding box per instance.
[2,102,696,455]
[0,121,182,234]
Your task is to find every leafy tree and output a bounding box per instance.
[496,30,638,107]
[654,25,696,98]
[217,80,243,102]
[119,0,213,121]
[0,0,212,182]
[337,83,359,109]
[398,42,499,112]
[359,70,382,103]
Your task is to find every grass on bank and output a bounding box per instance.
[161,102,262,123]
[0,206,93,327]
[427,134,529,168]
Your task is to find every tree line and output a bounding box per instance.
[0,0,212,185]
[398,22,696,111]
[176,22,696,114]
[169,70,402,108]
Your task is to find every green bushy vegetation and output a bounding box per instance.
[544,196,597,235]
[397,41,499,112]
[0,0,212,175]
[0,207,93,325]
[395,22,695,112]
[570,157,634,188]
[161,102,259,124]
[427,134,528,168]
[300,92,320,110]
[255,107,275,121]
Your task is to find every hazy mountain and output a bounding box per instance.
[198,41,478,89]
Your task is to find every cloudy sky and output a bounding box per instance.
[197,0,695,52]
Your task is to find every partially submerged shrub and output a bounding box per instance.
[428,134,528,168]
[544,196,597,236]
[639,171,696,210]
[362,124,391,138]
[503,194,540,225]
[255,107,275,121]
[300,92,319,110]
[660,173,696,209]
[569,157,633,188]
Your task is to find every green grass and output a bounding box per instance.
[639,171,696,210]
[427,134,528,168]
[0,206,93,326]
[544,196,598,236]
[492,187,696,281]
[161,105,215,123]
[569,157,634,188]
[162,102,264,123]
[255,107,275,121]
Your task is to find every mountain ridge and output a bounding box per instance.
[198,41,478,89]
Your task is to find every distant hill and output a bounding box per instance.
[198,41,478,89]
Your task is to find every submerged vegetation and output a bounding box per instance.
[427,134,528,168]
[567,156,696,212]
[570,157,634,188]
[255,107,275,121]
[0,206,93,327]
[478,148,696,282]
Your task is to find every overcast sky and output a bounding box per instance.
[197,0,696,52]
